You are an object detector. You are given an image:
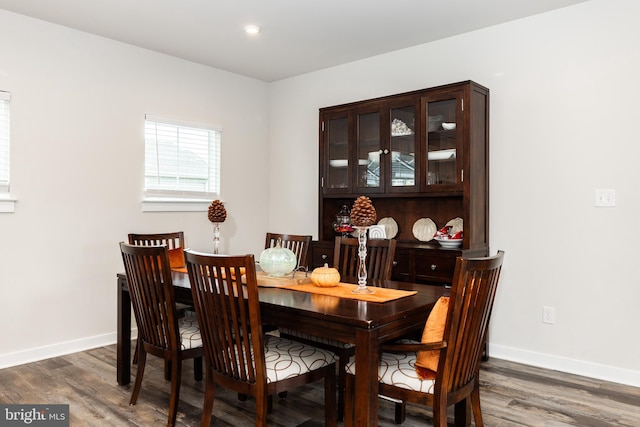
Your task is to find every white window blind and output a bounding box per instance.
[144,114,221,200]
[0,91,10,193]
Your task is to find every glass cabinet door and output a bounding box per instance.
[424,91,463,189]
[324,114,350,191]
[389,104,417,190]
[355,109,382,193]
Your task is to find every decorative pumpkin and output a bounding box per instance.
[311,263,341,287]
[259,238,297,277]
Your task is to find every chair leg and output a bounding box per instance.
[337,350,348,421]
[255,392,268,427]
[343,374,354,427]
[200,369,215,427]
[132,338,139,364]
[470,383,484,427]
[193,356,203,381]
[324,365,337,427]
[454,398,472,427]
[129,347,147,405]
[167,357,183,427]
[394,401,406,424]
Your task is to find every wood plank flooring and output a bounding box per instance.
[0,344,638,426]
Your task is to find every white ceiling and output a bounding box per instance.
[0,0,589,82]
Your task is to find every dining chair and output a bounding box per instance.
[343,251,505,427]
[119,242,204,427]
[185,251,337,427]
[280,235,397,420]
[264,232,312,271]
[128,232,193,368]
[128,232,186,270]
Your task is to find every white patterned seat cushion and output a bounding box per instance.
[345,350,436,394]
[178,316,203,350]
[263,336,336,383]
[279,327,354,350]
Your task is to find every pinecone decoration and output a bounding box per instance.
[207,200,227,223]
[350,196,377,227]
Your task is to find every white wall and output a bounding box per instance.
[0,10,270,366]
[2,0,639,388]
[268,0,640,386]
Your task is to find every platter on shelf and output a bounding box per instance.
[377,217,398,239]
[412,218,437,242]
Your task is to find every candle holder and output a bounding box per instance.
[352,226,373,294]
[212,222,220,254]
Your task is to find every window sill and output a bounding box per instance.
[141,198,210,212]
[0,196,16,213]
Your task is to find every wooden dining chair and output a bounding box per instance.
[128,232,186,270]
[185,251,337,427]
[265,232,312,271]
[343,251,505,427]
[333,236,397,280]
[128,232,193,367]
[119,242,204,427]
[280,235,397,420]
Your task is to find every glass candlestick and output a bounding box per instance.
[352,226,373,294]
[213,222,220,254]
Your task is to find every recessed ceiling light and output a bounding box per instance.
[244,25,261,35]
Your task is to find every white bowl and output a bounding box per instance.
[442,122,456,131]
[434,237,462,248]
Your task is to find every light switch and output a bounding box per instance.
[595,189,616,207]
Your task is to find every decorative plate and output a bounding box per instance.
[368,225,387,239]
[412,218,437,242]
[378,217,398,239]
[445,217,463,235]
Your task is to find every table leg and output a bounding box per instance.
[117,276,131,386]
[354,328,379,427]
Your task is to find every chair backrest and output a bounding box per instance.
[333,236,397,280]
[185,252,267,386]
[265,232,312,270]
[128,231,185,249]
[438,250,504,395]
[119,242,181,352]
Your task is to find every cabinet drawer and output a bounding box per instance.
[415,253,456,283]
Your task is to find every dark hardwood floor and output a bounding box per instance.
[1,343,638,426]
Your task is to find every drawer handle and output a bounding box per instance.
[392,261,398,266]
[321,254,328,260]
[431,264,437,271]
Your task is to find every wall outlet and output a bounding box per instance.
[595,189,616,207]
[542,306,556,324]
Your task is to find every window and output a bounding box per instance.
[144,115,221,204]
[0,91,10,194]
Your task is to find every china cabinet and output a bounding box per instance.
[314,81,489,285]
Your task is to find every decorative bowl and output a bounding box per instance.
[442,122,456,130]
[434,237,462,248]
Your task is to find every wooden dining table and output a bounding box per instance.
[116,270,448,427]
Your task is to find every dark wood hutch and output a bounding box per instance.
[311,80,490,286]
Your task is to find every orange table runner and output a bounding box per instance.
[174,269,416,303]
[255,272,416,303]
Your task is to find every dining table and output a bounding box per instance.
[116,269,449,427]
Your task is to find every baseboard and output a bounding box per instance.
[0,329,137,370]
[490,343,640,388]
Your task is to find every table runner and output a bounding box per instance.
[255,272,416,303]
[173,269,416,303]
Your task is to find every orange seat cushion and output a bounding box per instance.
[415,296,449,380]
